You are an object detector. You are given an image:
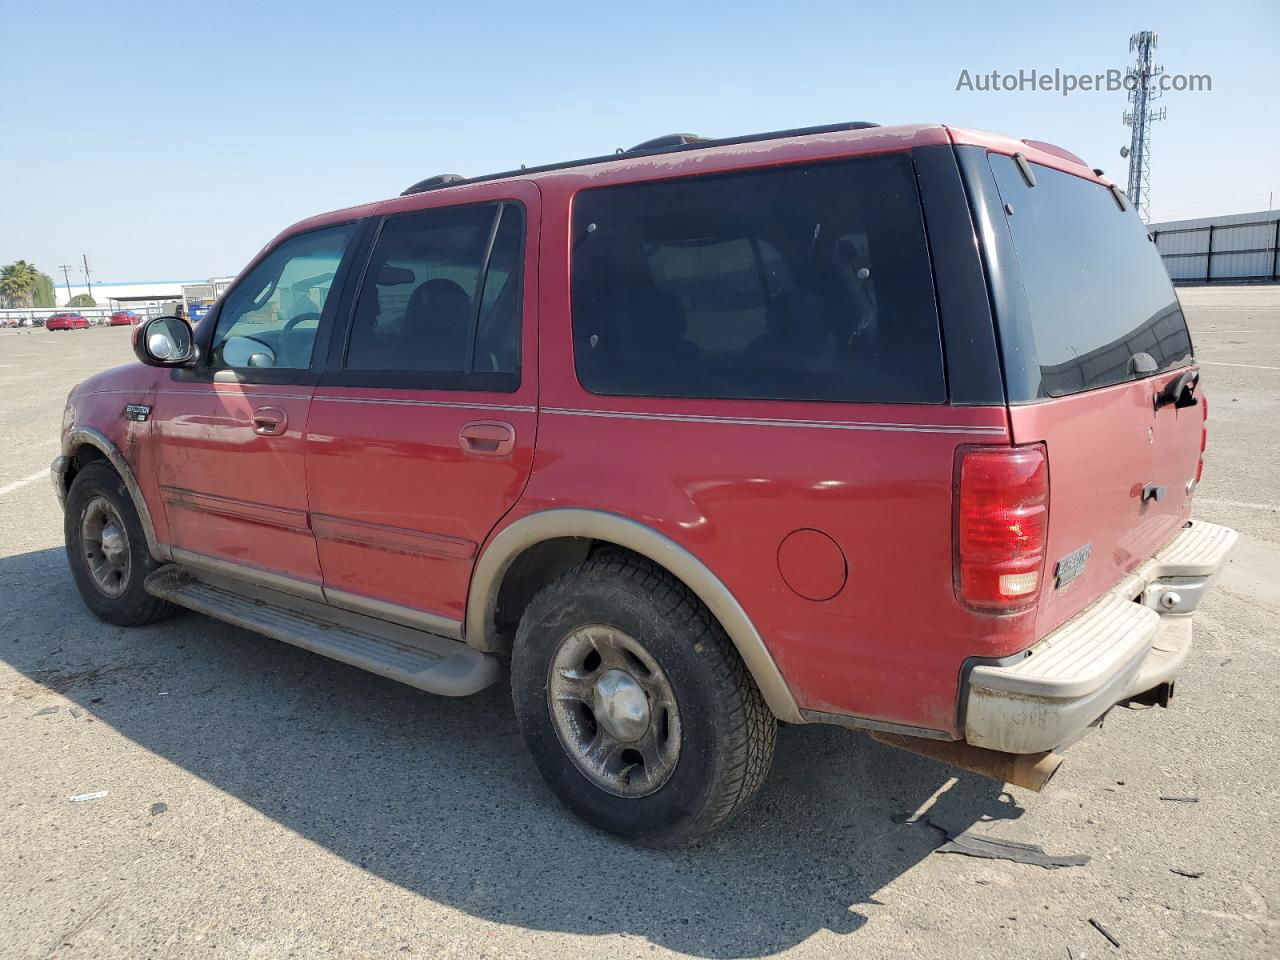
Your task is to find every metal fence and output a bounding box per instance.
[1151,211,1280,284]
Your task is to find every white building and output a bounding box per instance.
[55,279,200,309]
[54,276,238,311]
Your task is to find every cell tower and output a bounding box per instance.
[1121,30,1166,222]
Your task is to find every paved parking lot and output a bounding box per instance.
[1,288,1277,959]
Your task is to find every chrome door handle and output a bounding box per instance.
[458,420,515,457]
[251,406,288,436]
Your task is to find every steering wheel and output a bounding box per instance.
[277,311,321,366]
[281,311,320,336]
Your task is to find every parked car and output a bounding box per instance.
[109,310,141,327]
[51,122,1236,844]
[46,313,89,331]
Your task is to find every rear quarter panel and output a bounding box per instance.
[510,173,1020,737]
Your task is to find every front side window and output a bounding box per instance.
[343,202,524,390]
[570,154,944,403]
[211,224,355,370]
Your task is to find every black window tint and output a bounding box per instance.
[571,154,944,403]
[989,155,1193,397]
[473,205,524,375]
[344,203,522,389]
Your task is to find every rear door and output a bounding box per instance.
[971,150,1200,637]
[305,187,538,631]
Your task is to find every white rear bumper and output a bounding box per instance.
[963,520,1237,754]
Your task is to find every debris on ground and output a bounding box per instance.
[1171,867,1205,878]
[68,790,108,802]
[1089,918,1121,948]
[149,802,168,816]
[1066,946,1087,960]
[926,817,1089,869]
[1158,795,1199,803]
[34,706,59,717]
[69,707,83,719]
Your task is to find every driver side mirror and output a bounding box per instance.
[133,315,197,367]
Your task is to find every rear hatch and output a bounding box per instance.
[977,150,1203,638]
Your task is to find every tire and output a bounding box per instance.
[64,461,178,627]
[511,552,776,845]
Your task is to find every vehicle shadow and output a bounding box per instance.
[1,546,1023,958]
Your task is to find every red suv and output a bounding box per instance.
[46,312,90,331]
[52,123,1235,844]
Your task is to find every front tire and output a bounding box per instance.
[64,461,178,626]
[511,553,775,845]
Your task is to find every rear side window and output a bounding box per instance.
[989,156,1193,397]
[571,154,945,403]
[343,202,523,390]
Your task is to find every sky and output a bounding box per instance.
[1,0,1277,285]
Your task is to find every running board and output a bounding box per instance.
[144,565,500,696]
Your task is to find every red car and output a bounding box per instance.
[46,312,89,331]
[109,310,141,327]
[52,122,1236,844]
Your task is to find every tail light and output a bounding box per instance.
[1195,393,1208,484]
[956,444,1049,612]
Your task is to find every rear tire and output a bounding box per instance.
[64,461,178,627]
[511,552,775,846]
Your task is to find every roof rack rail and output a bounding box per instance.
[397,121,879,197]
[401,173,466,197]
[627,133,708,152]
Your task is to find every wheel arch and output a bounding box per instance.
[466,508,803,723]
[61,427,169,562]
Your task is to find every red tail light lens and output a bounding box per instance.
[1196,393,1208,484]
[956,445,1049,612]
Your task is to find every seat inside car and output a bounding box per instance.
[399,278,473,370]
[745,290,834,372]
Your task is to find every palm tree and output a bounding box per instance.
[0,261,38,308]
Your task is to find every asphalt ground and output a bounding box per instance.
[1,287,1277,959]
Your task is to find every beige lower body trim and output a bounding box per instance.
[170,548,326,602]
[324,588,463,640]
[61,426,171,562]
[467,508,803,723]
[169,549,465,639]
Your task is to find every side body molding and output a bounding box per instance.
[465,508,803,723]
[59,426,171,563]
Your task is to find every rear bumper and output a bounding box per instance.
[963,519,1238,754]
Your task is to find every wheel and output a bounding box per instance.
[511,552,776,845]
[64,461,178,626]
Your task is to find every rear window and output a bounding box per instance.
[990,155,1193,397]
[570,154,945,403]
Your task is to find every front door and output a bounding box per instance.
[152,223,359,593]
[305,189,538,631]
